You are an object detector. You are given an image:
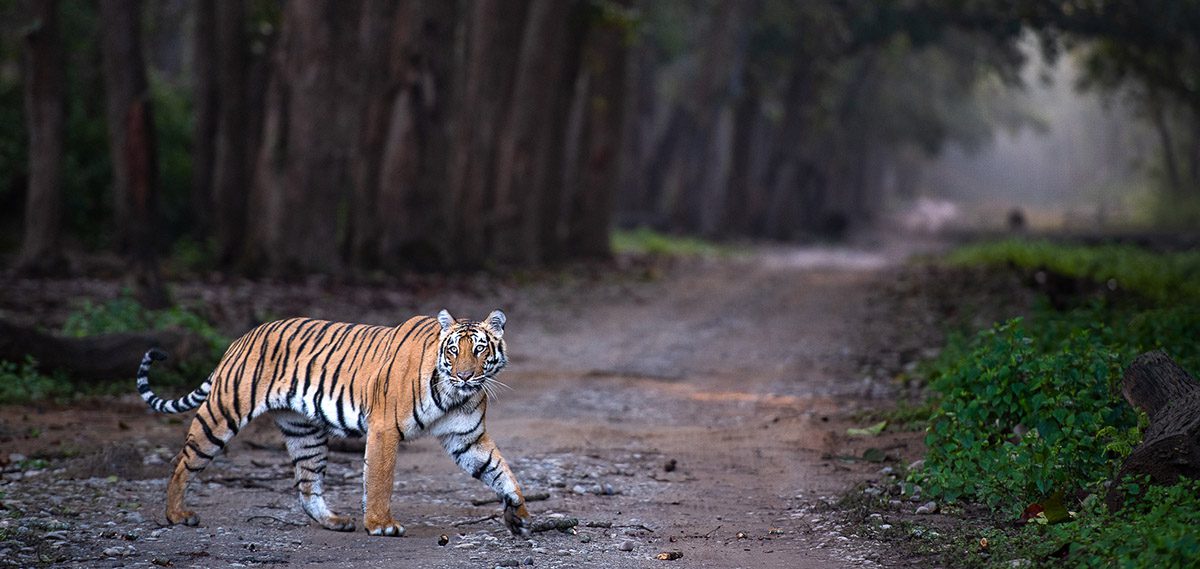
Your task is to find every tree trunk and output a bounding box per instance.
[189,0,217,241]
[99,0,169,308]
[1149,92,1184,198]
[1106,351,1200,510]
[563,8,630,259]
[211,0,249,266]
[491,0,584,265]
[445,0,529,268]
[249,0,363,274]
[16,0,67,274]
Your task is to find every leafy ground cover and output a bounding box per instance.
[903,239,1200,566]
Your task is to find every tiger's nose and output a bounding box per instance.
[456,370,473,381]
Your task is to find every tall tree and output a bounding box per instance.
[17,0,67,273]
[211,0,249,265]
[445,0,530,268]
[562,3,632,258]
[190,0,217,240]
[249,0,363,274]
[99,0,168,307]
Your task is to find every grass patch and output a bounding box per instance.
[947,239,1200,303]
[909,239,1200,566]
[611,227,733,257]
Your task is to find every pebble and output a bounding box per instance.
[579,534,591,543]
[454,542,478,549]
[572,485,588,495]
[523,557,534,565]
[497,560,520,567]
[908,459,925,471]
[877,466,894,476]
[916,501,938,515]
[618,540,635,552]
[879,524,893,530]
[9,453,26,463]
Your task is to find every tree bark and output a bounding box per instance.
[189,0,217,241]
[491,0,584,265]
[16,0,67,274]
[99,0,169,308]
[563,7,630,259]
[1106,351,1200,510]
[445,0,529,268]
[249,0,363,274]
[211,0,249,265]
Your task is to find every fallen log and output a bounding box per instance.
[1106,351,1200,510]
[0,318,208,382]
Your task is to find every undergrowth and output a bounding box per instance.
[0,294,227,404]
[912,239,1200,567]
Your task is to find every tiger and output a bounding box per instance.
[135,309,531,537]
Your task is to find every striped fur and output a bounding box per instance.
[141,309,530,537]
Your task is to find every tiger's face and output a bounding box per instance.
[436,309,508,395]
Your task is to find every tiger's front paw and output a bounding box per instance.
[365,517,406,537]
[166,508,199,527]
[503,502,531,537]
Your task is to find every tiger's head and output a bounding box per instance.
[436,309,508,396]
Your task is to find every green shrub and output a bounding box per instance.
[0,356,73,404]
[60,294,228,387]
[1046,480,1200,567]
[921,319,1138,508]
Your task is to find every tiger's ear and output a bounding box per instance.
[484,309,506,337]
[437,309,455,332]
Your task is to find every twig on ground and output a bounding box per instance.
[246,515,307,527]
[470,490,550,506]
[452,514,499,527]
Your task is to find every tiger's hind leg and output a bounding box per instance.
[168,403,238,526]
[274,412,354,531]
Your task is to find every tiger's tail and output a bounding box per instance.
[136,349,211,414]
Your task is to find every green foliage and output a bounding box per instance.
[62,293,227,361]
[1046,479,1200,567]
[611,227,732,257]
[0,356,74,404]
[921,319,1139,508]
[921,241,1200,512]
[948,239,1200,304]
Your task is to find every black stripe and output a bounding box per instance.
[472,449,497,479]
[196,415,226,449]
[452,430,485,459]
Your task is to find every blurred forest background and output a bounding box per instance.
[1,0,1198,296]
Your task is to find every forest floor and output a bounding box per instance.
[0,238,983,569]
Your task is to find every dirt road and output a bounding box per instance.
[1,245,934,568]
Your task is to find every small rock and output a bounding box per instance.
[1009,560,1032,568]
[663,459,677,472]
[437,534,449,546]
[579,534,591,543]
[916,501,938,515]
[655,551,684,560]
[523,557,534,566]
[454,542,478,549]
[879,524,892,530]
[907,459,925,472]
[497,560,520,568]
[736,532,747,539]
[572,485,588,495]
[877,466,894,476]
[618,540,635,552]
[8,453,26,463]
[863,487,882,497]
